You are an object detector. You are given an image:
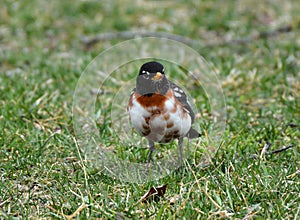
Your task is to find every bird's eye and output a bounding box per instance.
[141,70,150,75]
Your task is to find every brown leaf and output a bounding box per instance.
[139,184,167,203]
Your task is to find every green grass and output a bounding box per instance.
[1,0,299,218]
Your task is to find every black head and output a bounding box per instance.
[136,61,169,95]
[139,61,165,75]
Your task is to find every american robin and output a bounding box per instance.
[127,61,200,167]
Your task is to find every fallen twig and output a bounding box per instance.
[215,25,292,47]
[81,25,292,48]
[81,31,199,47]
[249,143,295,160]
[270,145,295,154]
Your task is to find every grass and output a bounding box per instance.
[1,0,299,218]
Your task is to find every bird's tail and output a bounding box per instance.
[186,128,201,139]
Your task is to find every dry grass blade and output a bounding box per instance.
[260,142,271,159]
[47,204,86,220]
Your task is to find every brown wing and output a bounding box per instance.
[127,88,136,111]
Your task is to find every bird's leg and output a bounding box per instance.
[147,140,155,165]
[178,138,184,168]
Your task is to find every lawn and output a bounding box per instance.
[1,0,299,219]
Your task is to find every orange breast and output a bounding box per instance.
[136,90,173,109]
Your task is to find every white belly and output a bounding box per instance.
[128,94,191,143]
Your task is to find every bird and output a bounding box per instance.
[127,61,200,167]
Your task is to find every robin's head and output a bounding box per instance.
[136,61,169,95]
[139,61,165,79]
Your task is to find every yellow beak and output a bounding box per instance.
[152,72,162,80]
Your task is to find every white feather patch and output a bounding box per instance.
[174,91,182,97]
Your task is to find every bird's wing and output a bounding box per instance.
[127,88,136,111]
[130,88,136,96]
[170,82,195,123]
